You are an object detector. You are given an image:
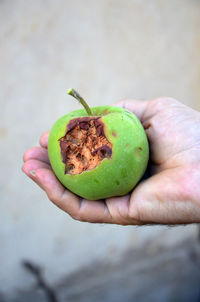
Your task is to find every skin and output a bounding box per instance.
[22,97,200,225]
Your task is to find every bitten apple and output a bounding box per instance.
[48,89,149,200]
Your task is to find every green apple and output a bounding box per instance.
[48,89,149,200]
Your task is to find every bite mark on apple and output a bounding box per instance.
[59,117,112,175]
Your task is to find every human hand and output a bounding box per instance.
[22,98,200,225]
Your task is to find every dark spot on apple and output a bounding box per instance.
[125,144,130,148]
[94,179,99,184]
[115,180,120,185]
[121,168,127,178]
[134,147,143,157]
[112,131,117,137]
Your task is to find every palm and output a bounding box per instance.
[22,98,200,225]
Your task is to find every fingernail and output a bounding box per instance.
[30,170,36,176]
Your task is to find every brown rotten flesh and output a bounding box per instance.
[59,117,112,175]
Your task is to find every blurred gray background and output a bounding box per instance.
[1,0,200,301]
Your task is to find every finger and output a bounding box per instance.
[39,131,49,149]
[29,167,114,223]
[22,159,51,175]
[105,195,142,225]
[31,168,82,216]
[111,99,150,122]
[22,159,115,223]
[23,147,50,164]
[77,199,113,223]
[22,159,52,190]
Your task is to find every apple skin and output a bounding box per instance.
[48,106,149,200]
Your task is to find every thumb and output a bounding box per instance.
[111,99,150,122]
[129,166,199,224]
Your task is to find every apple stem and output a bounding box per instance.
[67,88,92,116]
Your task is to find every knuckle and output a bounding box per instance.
[108,205,129,225]
[117,207,128,222]
[128,200,142,223]
[153,97,179,108]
